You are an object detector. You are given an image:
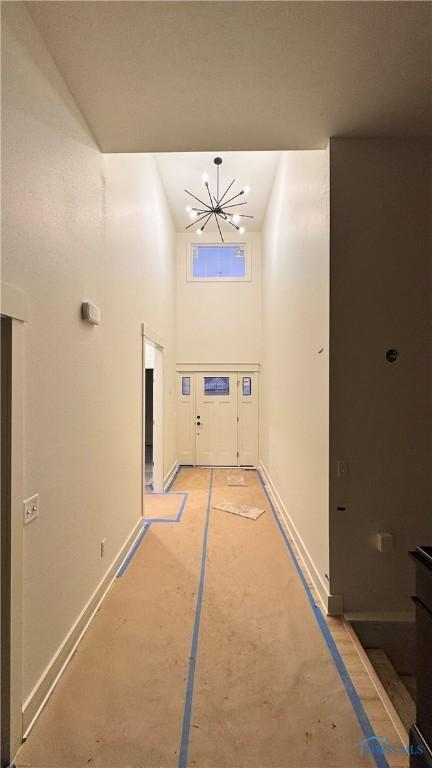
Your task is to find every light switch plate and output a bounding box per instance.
[23,494,39,525]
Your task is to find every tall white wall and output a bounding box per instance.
[329,138,432,615]
[260,151,330,603]
[2,3,176,702]
[176,232,261,364]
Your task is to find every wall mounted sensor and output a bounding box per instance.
[81,302,101,325]
[386,348,399,363]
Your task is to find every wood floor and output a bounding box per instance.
[16,468,408,768]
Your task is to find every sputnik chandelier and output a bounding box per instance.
[184,157,253,243]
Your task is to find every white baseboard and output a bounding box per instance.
[259,462,342,616]
[22,517,144,737]
[164,460,179,491]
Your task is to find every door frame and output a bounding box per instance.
[176,364,260,468]
[142,324,164,502]
[1,283,27,766]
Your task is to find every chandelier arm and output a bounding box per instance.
[200,212,214,232]
[221,202,248,209]
[217,178,236,206]
[217,164,220,202]
[234,214,254,219]
[185,211,213,230]
[222,191,245,207]
[214,213,225,243]
[224,217,240,232]
[204,182,214,209]
[185,189,211,209]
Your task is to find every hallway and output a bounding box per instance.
[16,469,405,768]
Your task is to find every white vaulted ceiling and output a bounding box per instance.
[155,151,280,232]
[26,1,431,153]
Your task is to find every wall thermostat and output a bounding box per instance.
[81,302,101,325]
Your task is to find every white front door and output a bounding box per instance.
[195,373,238,465]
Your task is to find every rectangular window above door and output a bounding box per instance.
[189,244,249,281]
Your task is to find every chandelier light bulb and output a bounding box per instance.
[189,211,197,220]
[201,173,209,183]
[239,226,246,234]
[243,185,251,195]
[196,227,203,236]
[186,205,192,213]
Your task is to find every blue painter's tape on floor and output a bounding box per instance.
[117,523,151,578]
[178,468,214,768]
[257,471,389,768]
[145,492,188,524]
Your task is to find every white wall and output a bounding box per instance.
[260,151,330,605]
[176,232,261,364]
[1,2,176,704]
[329,138,432,615]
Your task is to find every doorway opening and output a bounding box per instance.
[144,338,163,494]
[144,367,154,491]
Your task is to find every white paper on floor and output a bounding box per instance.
[226,475,247,486]
[213,502,265,520]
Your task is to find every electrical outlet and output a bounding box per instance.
[100,538,106,558]
[23,494,39,525]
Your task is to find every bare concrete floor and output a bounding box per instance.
[16,468,381,768]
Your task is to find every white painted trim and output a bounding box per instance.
[22,517,143,736]
[344,620,409,747]
[0,283,28,323]
[176,363,260,372]
[179,464,258,470]
[259,461,337,615]
[164,461,179,491]
[141,322,164,349]
[344,611,414,623]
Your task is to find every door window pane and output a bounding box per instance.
[192,245,246,279]
[182,376,191,396]
[204,376,230,395]
[242,376,252,396]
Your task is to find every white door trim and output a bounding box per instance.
[1,281,29,323]
[141,322,164,349]
[176,363,260,372]
[176,368,259,468]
